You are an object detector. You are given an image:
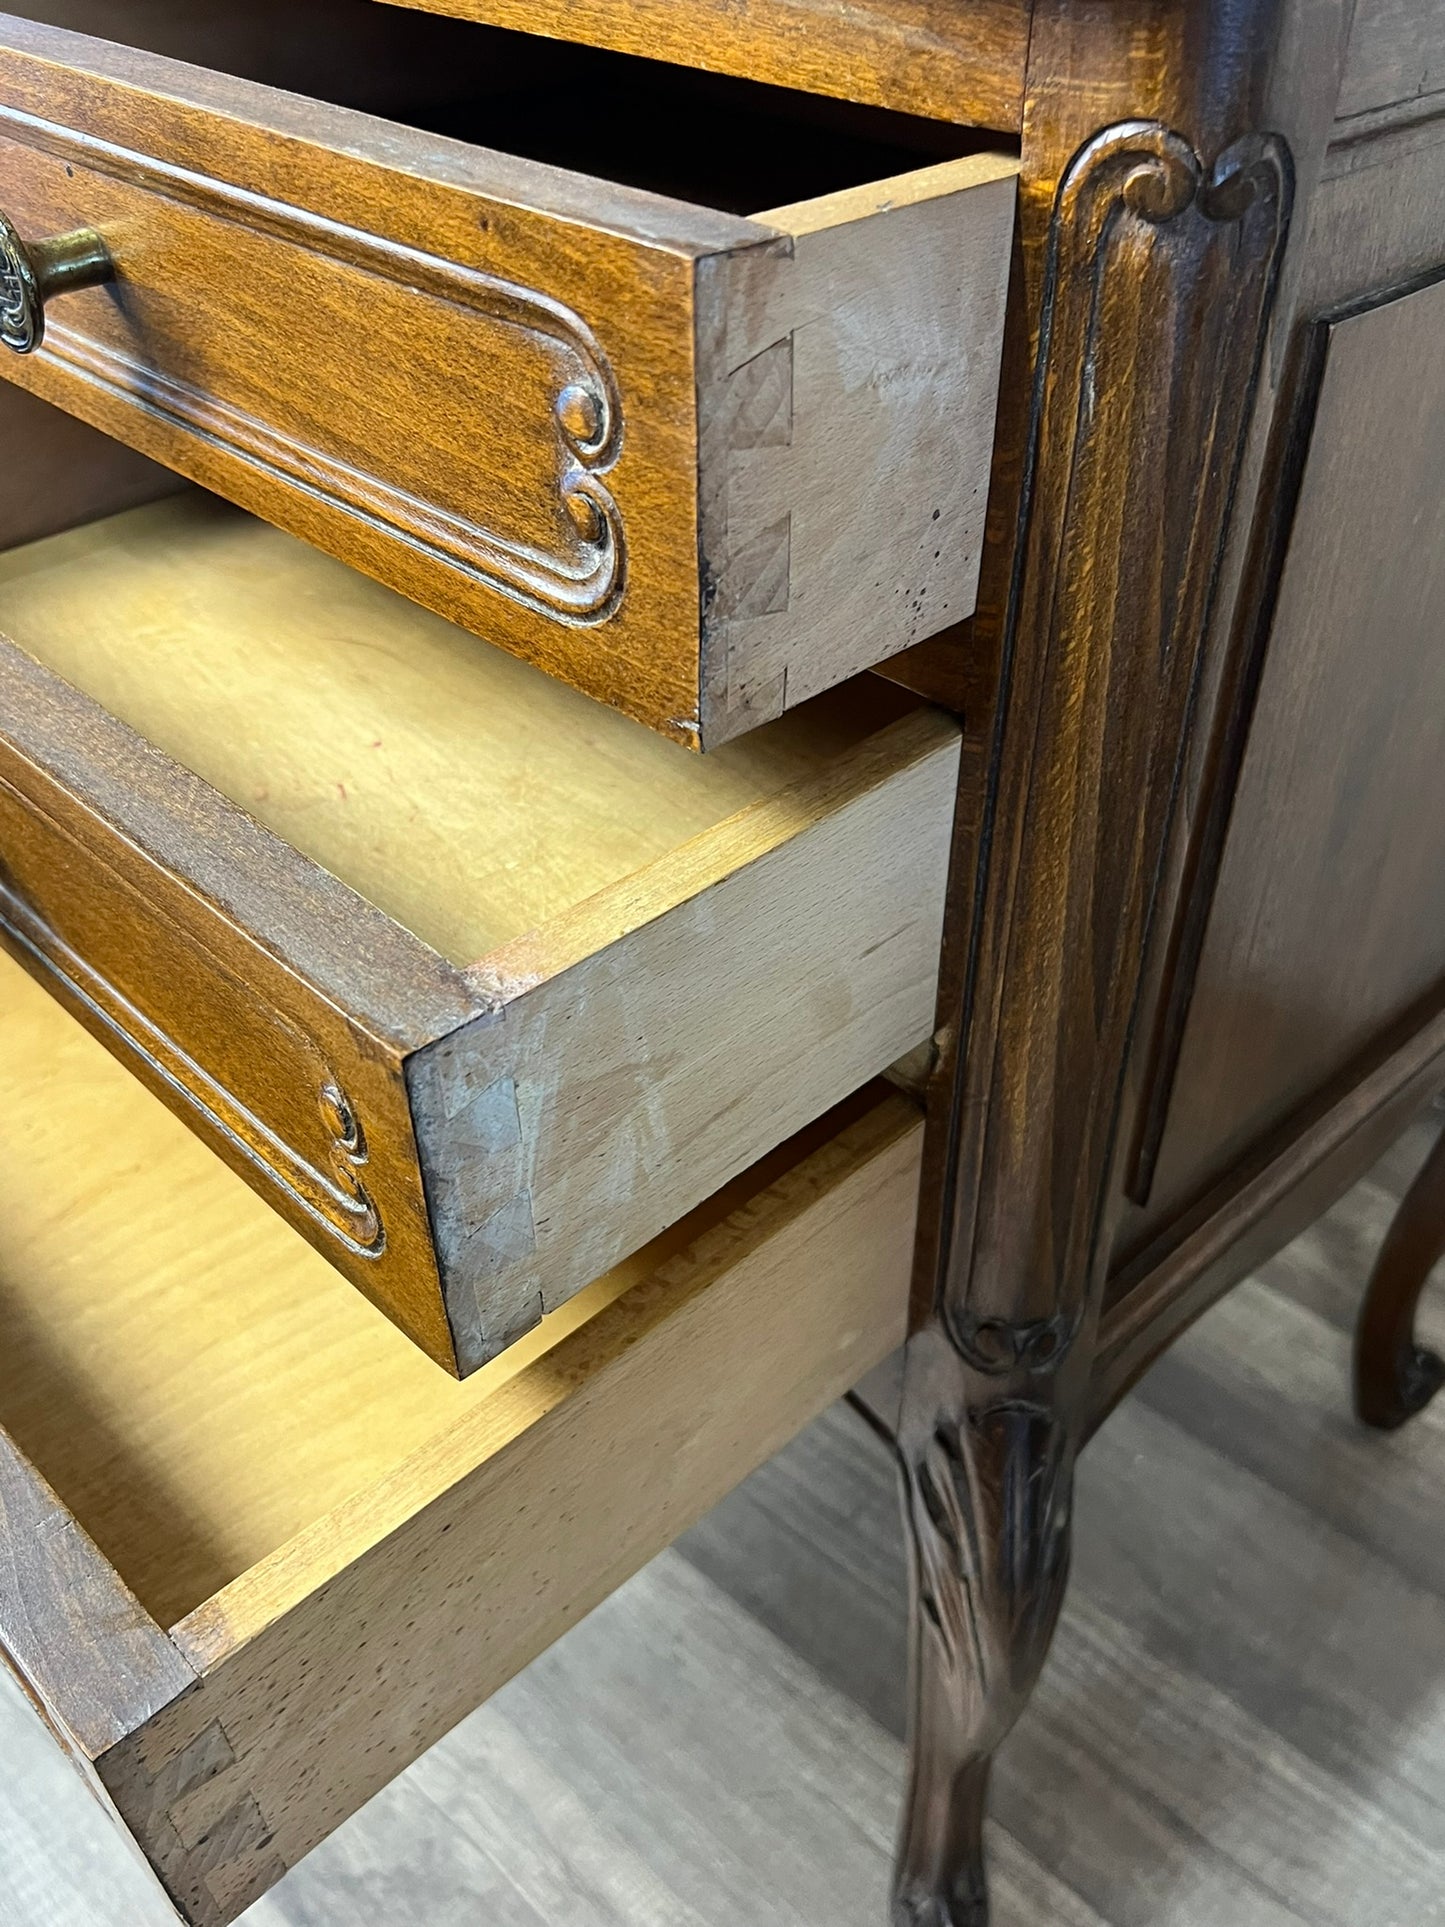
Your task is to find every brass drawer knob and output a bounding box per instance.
[0,216,113,353]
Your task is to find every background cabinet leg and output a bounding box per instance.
[1355,1112,1445,1429]
[891,1325,1081,1925]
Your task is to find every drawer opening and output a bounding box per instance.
[0,945,909,1633]
[0,487,932,968]
[328,32,1006,217]
[0,927,921,1920]
[22,0,1009,216]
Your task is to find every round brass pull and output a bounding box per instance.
[0,216,113,354]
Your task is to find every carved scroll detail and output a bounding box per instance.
[949,1309,1079,1375]
[895,119,1294,1927]
[944,120,1294,1375]
[0,107,625,625]
[0,876,385,1258]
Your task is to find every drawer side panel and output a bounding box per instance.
[0,1427,194,1764]
[410,707,959,1369]
[697,160,1016,744]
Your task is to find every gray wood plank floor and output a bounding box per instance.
[4,1116,1443,1927]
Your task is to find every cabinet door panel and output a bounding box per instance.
[1338,0,1445,121]
[1122,273,1445,1252]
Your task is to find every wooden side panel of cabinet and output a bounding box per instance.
[1338,0,1445,121]
[1115,274,1445,1259]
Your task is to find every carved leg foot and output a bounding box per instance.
[1355,1115,1445,1430]
[891,1751,990,1927]
[892,1324,1081,1926]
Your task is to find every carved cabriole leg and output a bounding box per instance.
[894,1323,1085,1926]
[893,2,1354,1920]
[1355,1113,1445,1429]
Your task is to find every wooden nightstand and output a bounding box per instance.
[1,2,1442,1922]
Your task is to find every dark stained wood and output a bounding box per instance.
[0,1427,194,1763]
[1116,273,1445,1259]
[893,3,1357,1920]
[375,0,1030,132]
[1093,1003,1445,1426]
[885,7,1445,1902]
[1307,111,1445,315]
[1355,1112,1445,1428]
[0,379,182,547]
[1118,316,1330,1212]
[6,6,1445,1922]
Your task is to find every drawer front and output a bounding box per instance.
[0,974,920,1925]
[0,15,1014,745]
[0,18,706,735]
[0,644,477,1366]
[0,773,392,1262]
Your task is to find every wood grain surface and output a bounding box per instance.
[1121,275,1445,1254]
[376,0,1031,131]
[890,4,1362,1918]
[0,1426,194,1761]
[0,14,1012,742]
[0,494,957,1368]
[9,1121,1442,1927]
[1338,0,1445,121]
[0,494,905,964]
[702,154,1015,739]
[0,954,922,1922]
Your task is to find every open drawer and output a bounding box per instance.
[0,952,921,1925]
[0,489,957,1372]
[0,8,1014,745]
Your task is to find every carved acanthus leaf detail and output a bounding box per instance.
[895,110,1297,1927]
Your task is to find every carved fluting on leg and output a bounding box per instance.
[1356,1113,1445,1429]
[891,103,1296,1927]
[893,1328,1081,1927]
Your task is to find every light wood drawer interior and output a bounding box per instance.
[0,486,958,1371]
[0,948,921,1925]
[0,5,1015,743]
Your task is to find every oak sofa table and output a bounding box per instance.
[1,2,1444,1925]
